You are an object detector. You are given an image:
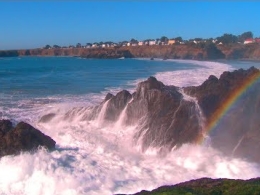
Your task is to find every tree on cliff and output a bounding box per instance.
[44,45,51,49]
[130,38,138,44]
[53,45,61,49]
[160,36,169,43]
[174,37,183,42]
[76,43,82,48]
[217,33,238,45]
[238,31,253,42]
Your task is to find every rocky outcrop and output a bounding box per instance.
[0,120,56,157]
[97,67,260,162]
[102,77,203,151]
[116,177,260,195]
[184,67,260,118]
[183,67,260,161]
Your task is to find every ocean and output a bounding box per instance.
[0,57,260,195]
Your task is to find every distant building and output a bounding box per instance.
[160,42,166,45]
[244,38,254,44]
[254,38,260,43]
[149,40,156,45]
[212,39,218,43]
[127,42,131,46]
[168,39,176,45]
[138,41,143,46]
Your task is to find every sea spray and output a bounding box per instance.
[0,142,259,195]
[179,89,210,146]
[115,98,133,128]
[1,58,259,195]
[95,99,110,126]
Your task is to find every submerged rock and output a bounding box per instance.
[0,120,56,157]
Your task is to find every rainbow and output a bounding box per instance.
[197,69,260,144]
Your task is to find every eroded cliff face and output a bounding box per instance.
[14,43,260,60]
[218,43,260,60]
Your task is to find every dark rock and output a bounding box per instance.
[128,77,202,150]
[203,43,225,59]
[184,66,260,162]
[97,76,203,151]
[103,90,132,121]
[104,93,114,101]
[0,120,56,157]
[39,113,56,123]
[0,119,13,136]
[117,177,260,195]
[92,67,260,162]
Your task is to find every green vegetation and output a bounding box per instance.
[119,178,260,195]
[44,44,51,49]
[216,31,253,44]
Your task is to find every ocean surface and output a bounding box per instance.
[0,57,260,195]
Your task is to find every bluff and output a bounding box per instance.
[0,120,56,157]
[2,43,260,60]
[82,67,260,162]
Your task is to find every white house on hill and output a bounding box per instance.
[149,40,156,45]
[244,38,254,44]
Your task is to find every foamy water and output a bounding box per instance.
[0,59,259,195]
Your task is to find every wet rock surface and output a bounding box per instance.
[104,76,203,151]
[102,67,260,162]
[184,67,260,162]
[0,120,56,157]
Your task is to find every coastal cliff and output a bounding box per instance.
[2,43,260,60]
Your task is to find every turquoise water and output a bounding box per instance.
[0,57,259,195]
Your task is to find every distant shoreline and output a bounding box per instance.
[1,43,260,61]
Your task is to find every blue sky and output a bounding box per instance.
[1,1,260,50]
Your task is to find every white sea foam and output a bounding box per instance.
[0,60,259,195]
[154,60,234,86]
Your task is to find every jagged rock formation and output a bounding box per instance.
[38,67,260,162]
[184,67,260,162]
[0,120,56,157]
[96,77,203,151]
[116,177,260,195]
[91,67,260,161]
